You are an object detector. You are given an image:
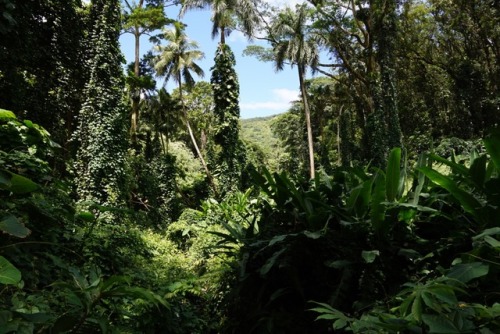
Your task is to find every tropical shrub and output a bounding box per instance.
[212,129,500,333]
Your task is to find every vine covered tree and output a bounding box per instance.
[0,0,86,161]
[210,43,245,195]
[74,0,128,208]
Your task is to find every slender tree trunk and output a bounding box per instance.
[298,65,315,179]
[337,105,343,165]
[220,26,225,44]
[130,29,141,144]
[179,79,218,195]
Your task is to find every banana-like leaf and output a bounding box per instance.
[469,154,487,188]
[371,172,387,233]
[484,128,500,172]
[418,167,481,217]
[347,177,373,217]
[412,153,427,206]
[427,153,469,177]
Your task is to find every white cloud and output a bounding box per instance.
[273,88,300,102]
[263,0,305,9]
[228,30,247,43]
[241,88,299,112]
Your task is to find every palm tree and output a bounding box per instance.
[153,21,217,193]
[180,0,260,44]
[141,88,182,155]
[272,3,319,179]
[122,0,168,142]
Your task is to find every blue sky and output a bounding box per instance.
[118,1,308,119]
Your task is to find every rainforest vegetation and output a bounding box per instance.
[0,0,499,333]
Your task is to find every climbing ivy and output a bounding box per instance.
[73,0,128,209]
[210,43,246,196]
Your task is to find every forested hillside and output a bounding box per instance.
[1,0,499,333]
[240,116,282,171]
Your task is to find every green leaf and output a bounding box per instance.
[0,256,21,285]
[0,171,10,187]
[473,227,500,241]
[412,153,428,205]
[428,153,469,177]
[324,260,353,269]
[386,148,401,202]
[302,230,323,239]
[371,172,387,233]
[483,128,500,171]
[23,120,34,128]
[333,318,348,329]
[447,262,489,283]
[16,312,54,323]
[9,173,39,194]
[0,215,31,238]
[76,211,95,223]
[361,250,380,263]
[483,235,500,248]
[260,248,286,276]
[421,315,459,333]
[268,234,288,246]
[411,291,423,322]
[316,313,338,320]
[427,285,458,305]
[469,154,487,187]
[418,167,481,217]
[387,202,438,213]
[0,109,16,120]
[347,178,373,216]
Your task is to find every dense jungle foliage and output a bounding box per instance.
[0,0,499,333]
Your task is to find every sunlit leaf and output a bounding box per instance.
[0,256,21,285]
[0,109,16,120]
[473,227,500,241]
[76,211,95,223]
[483,235,500,248]
[361,250,380,263]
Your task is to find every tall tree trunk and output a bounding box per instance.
[220,26,226,45]
[179,79,218,195]
[127,0,144,144]
[298,65,315,179]
[130,29,140,143]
